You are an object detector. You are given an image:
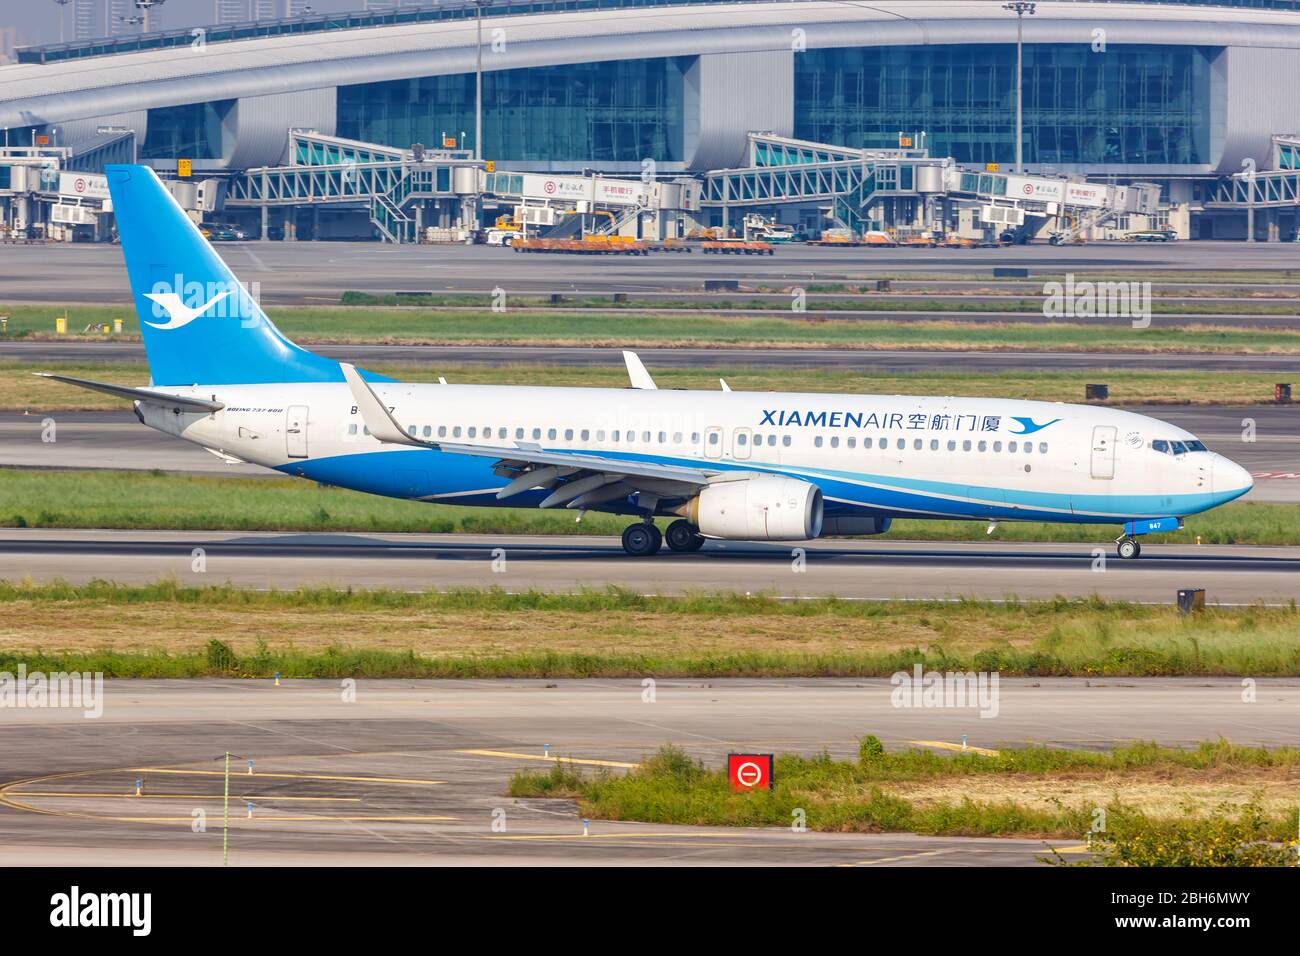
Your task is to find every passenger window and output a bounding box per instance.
[467,427,477,438]
[439,426,448,438]
[499,427,507,439]
[815,436,824,448]
[408,425,417,437]
[930,439,939,450]
[913,439,922,450]
[658,432,667,443]
[423,425,432,438]
[1009,441,1017,452]
[348,423,358,435]
[864,437,873,449]
[782,435,791,447]
[1038,442,1048,453]
[548,428,557,440]
[896,438,905,450]
[673,432,683,443]
[692,432,701,443]
[962,440,972,451]
[515,427,524,439]
[737,433,748,446]
[947,440,956,451]
[453,426,462,438]
[596,430,605,441]
[532,428,542,439]
[581,429,590,441]
[993,441,1002,452]
[708,432,718,445]
[565,428,573,440]
[978,440,987,452]
[613,430,621,442]
[363,426,370,435]
[830,436,839,448]
[846,437,856,449]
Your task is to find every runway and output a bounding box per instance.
[9,339,1300,372]
[6,240,1300,302]
[0,678,1295,865]
[6,406,1297,500]
[3,529,1299,603]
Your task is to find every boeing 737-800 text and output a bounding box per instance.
[40,166,1253,558]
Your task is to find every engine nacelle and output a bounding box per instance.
[683,475,823,541]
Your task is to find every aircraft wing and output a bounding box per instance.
[340,362,715,508]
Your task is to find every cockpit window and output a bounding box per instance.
[1152,438,1207,455]
[1185,440,1207,452]
[1170,441,1188,455]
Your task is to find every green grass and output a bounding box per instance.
[6,301,1300,352]
[6,360,1297,410]
[0,468,1294,545]
[505,743,1300,857]
[3,582,1300,677]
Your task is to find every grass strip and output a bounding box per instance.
[0,469,1295,545]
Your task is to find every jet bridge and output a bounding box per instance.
[700,133,1157,241]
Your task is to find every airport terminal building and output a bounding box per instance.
[3,0,1300,240]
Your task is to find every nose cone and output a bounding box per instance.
[1213,454,1254,504]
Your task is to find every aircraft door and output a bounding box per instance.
[733,427,753,460]
[286,405,309,458]
[704,426,724,459]
[1090,425,1116,479]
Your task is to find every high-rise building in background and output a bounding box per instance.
[216,1,309,22]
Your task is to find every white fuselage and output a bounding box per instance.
[135,381,1252,528]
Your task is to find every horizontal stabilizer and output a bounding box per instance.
[34,373,224,412]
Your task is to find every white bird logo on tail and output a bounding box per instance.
[142,290,233,330]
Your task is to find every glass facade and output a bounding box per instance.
[337,57,686,163]
[141,101,231,160]
[795,44,1213,167]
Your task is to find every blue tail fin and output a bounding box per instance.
[108,164,379,386]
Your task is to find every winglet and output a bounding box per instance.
[339,362,426,447]
[719,378,732,392]
[622,351,657,390]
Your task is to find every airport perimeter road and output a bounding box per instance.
[0,678,1294,866]
[5,407,1297,500]
[10,340,1300,372]
[5,240,1300,301]
[3,530,1298,603]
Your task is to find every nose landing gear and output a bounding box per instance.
[1116,536,1142,560]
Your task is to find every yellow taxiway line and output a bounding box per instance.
[11,791,361,802]
[454,749,639,769]
[908,740,1001,757]
[127,768,444,785]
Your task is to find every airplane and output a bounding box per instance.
[40,165,1253,560]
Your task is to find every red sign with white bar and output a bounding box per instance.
[727,753,774,791]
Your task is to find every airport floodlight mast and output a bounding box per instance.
[1002,1,1036,174]
[52,0,72,44]
[473,0,493,161]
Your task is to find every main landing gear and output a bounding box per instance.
[664,519,705,553]
[620,519,705,555]
[621,521,662,556]
[1116,536,1142,560]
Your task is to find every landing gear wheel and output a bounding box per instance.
[621,522,663,556]
[665,519,705,553]
[1116,536,1141,560]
